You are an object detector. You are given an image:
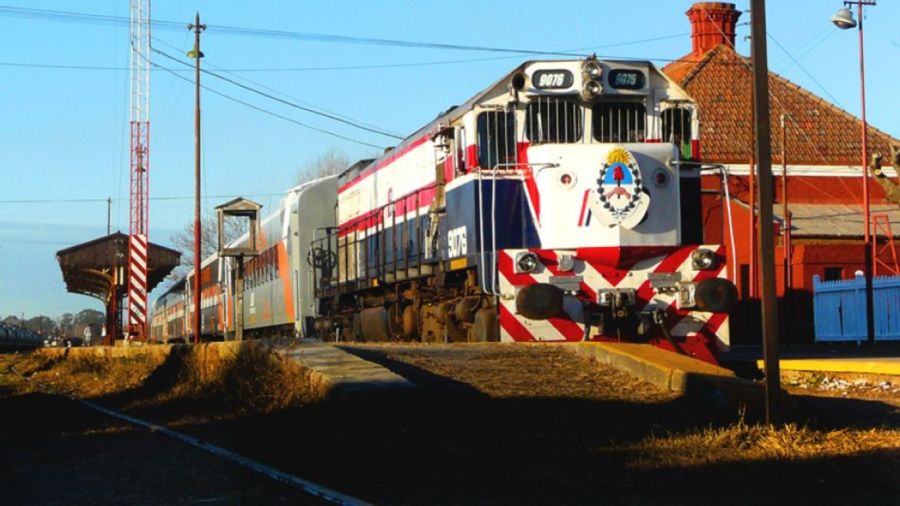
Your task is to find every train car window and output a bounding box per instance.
[525,96,582,144]
[476,111,516,170]
[661,107,693,158]
[592,101,646,143]
[454,126,465,174]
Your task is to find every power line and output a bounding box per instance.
[153,47,404,140]
[0,4,717,64]
[766,32,842,108]
[0,193,288,205]
[152,35,405,137]
[150,58,388,149]
[0,5,580,56]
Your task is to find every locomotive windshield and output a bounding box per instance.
[525,96,582,144]
[476,111,517,169]
[661,107,691,158]
[592,101,646,143]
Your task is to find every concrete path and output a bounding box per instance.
[280,344,414,394]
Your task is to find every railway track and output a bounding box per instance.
[6,360,370,506]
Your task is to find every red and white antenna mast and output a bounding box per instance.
[127,0,151,340]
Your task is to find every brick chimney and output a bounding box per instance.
[686,2,741,56]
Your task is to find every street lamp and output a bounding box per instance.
[832,1,876,344]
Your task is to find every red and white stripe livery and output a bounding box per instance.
[498,245,730,364]
[128,233,149,332]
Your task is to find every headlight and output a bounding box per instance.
[691,249,716,270]
[515,251,540,274]
[582,80,602,100]
[583,61,603,80]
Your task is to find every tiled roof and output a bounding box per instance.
[774,203,900,238]
[663,44,898,166]
[731,200,900,238]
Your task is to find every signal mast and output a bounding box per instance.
[127,0,151,340]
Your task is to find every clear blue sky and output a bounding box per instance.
[2,0,898,320]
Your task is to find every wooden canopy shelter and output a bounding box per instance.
[56,232,180,344]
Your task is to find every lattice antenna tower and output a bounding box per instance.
[127,0,151,339]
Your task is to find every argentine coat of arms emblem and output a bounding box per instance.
[591,147,650,229]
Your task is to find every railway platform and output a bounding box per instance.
[280,342,414,394]
[721,344,900,376]
[570,342,765,410]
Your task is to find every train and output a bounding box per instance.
[0,322,46,351]
[151,56,737,364]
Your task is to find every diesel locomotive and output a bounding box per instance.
[152,56,737,364]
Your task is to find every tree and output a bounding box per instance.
[59,313,74,336]
[169,215,244,280]
[297,147,351,184]
[25,315,56,335]
[74,309,104,327]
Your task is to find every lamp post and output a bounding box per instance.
[832,1,876,344]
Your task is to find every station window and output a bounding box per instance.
[525,96,582,144]
[476,111,517,170]
[824,267,843,281]
[592,101,646,143]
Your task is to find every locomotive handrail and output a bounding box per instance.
[477,162,556,296]
[696,163,738,283]
[312,182,441,297]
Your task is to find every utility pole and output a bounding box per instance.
[750,0,781,425]
[188,13,206,345]
[107,197,112,235]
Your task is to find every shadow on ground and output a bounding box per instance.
[2,345,897,505]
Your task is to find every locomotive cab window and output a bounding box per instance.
[661,107,693,157]
[525,96,582,144]
[476,111,516,170]
[592,101,646,143]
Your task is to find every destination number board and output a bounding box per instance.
[532,69,574,90]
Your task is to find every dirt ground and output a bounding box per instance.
[1,344,899,505]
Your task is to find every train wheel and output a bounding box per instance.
[472,307,498,342]
[360,307,391,342]
[351,314,363,342]
[446,317,467,342]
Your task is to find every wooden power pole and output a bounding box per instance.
[750,0,781,424]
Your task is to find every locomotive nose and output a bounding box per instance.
[515,283,564,320]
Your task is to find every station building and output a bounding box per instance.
[663,2,900,342]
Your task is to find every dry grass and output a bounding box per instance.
[221,345,326,414]
[619,420,900,469]
[3,352,164,397]
[0,344,326,415]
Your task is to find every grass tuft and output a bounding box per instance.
[620,420,900,469]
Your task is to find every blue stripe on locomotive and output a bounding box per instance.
[440,178,540,269]
[357,178,539,280]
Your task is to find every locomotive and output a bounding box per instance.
[152,56,737,364]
